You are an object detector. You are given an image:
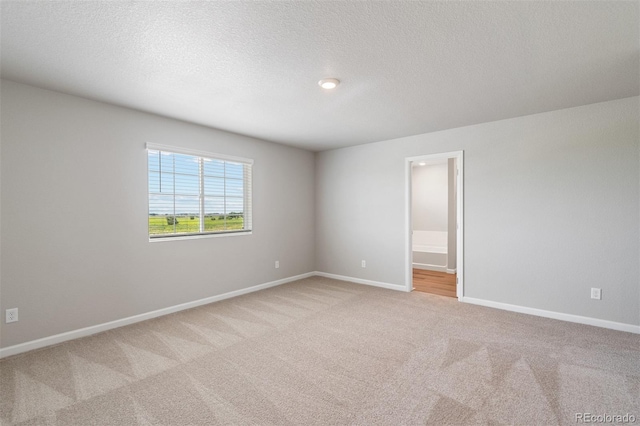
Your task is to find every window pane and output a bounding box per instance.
[225,198,245,230]
[149,172,177,194]
[160,152,174,172]
[158,173,174,194]
[149,194,174,216]
[225,162,243,179]
[204,197,225,232]
[148,150,160,171]
[204,177,224,196]
[225,178,243,197]
[174,154,200,175]
[225,216,244,230]
[175,173,199,195]
[204,197,223,214]
[225,198,244,215]
[174,196,199,216]
[173,196,200,234]
[203,159,224,177]
[149,171,160,193]
[149,214,173,235]
[203,197,245,232]
[149,195,175,235]
[171,215,200,234]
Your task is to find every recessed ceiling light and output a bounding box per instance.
[318,78,340,90]
[419,162,426,166]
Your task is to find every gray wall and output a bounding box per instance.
[316,97,639,326]
[0,80,316,348]
[411,162,448,232]
[2,80,638,349]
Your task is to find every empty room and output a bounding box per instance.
[1,1,638,425]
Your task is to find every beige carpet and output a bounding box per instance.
[1,276,638,425]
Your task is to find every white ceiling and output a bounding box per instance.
[1,1,638,151]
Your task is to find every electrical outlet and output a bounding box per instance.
[6,308,18,323]
[275,260,279,269]
[361,260,366,268]
[591,288,602,300]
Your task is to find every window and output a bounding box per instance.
[146,143,252,239]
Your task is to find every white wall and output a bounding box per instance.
[411,162,448,232]
[316,97,640,327]
[0,80,316,348]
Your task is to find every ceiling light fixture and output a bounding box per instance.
[419,162,426,166]
[318,78,340,90]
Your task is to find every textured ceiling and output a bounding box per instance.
[1,1,638,151]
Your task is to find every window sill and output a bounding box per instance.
[149,231,252,242]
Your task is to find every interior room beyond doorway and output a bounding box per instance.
[410,155,459,298]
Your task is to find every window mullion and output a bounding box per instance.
[223,162,227,230]
[172,154,177,234]
[199,157,205,233]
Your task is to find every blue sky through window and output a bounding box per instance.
[148,150,245,216]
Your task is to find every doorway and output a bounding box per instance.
[405,151,464,298]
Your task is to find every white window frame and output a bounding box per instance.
[146,143,253,241]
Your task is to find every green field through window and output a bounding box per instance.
[147,147,252,238]
[148,215,244,235]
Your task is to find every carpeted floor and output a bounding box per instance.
[0,276,638,425]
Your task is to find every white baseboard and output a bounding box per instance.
[5,273,637,358]
[412,263,447,272]
[0,272,315,359]
[460,297,640,334]
[314,271,408,292]
[446,268,457,274]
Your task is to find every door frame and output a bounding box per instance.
[404,151,464,297]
